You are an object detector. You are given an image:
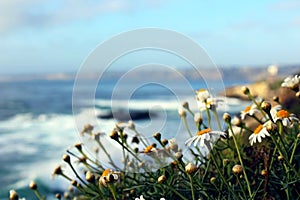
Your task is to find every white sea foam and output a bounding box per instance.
[0,96,248,195]
[0,110,117,193]
[94,96,247,113]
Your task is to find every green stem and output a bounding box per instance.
[236,175,247,200]
[33,190,44,200]
[96,140,119,169]
[228,122,253,198]
[247,93,266,119]
[163,184,189,200]
[182,116,193,137]
[115,140,143,162]
[205,108,212,128]
[187,107,195,117]
[289,135,299,164]
[188,174,195,200]
[210,149,238,199]
[212,109,222,131]
[108,183,117,200]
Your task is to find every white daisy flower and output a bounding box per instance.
[135,195,145,200]
[249,123,270,146]
[281,74,300,90]
[99,169,119,187]
[195,89,211,102]
[168,138,179,152]
[240,104,259,120]
[197,97,223,111]
[194,112,202,123]
[185,128,225,148]
[271,106,299,127]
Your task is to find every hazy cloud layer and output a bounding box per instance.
[0,0,163,35]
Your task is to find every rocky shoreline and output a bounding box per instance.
[222,77,300,116]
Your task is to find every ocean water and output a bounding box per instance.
[0,78,249,199]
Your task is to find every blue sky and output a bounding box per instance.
[1,0,300,74]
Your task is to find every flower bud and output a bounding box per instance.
[131,136,139,144]
[81,124,93,134]
[232,164,243,175]
[93,132,102,141]
[175,151,183,160]
[151,143,157,148]
[169,138,178,152]
[109,130,119,140]
[223,113,231,123]
[138,162,145,168]
[298,133,300,138]
[71,180,78,186]
[178,107,187,117]
[210,177,216,184]
[133,147,139,153]
[266,121,277,132]
[122,133,128,141]
[241,86,250,95]
[128,120,135,129]
[29,181,37,190]
[64,192,70,199]
[261,101,271,113]
[55,193,61,199]
[93,147,99,154]
[85,171,95,183]
[62,154,71,164]
[194,112,203,124]
[9,190,19,200]
[74,143,82,151]
[296,91,300,98]
[158,175,166,184]
[231,116,242,127]
[161,138,168,146]
[278,155,284,161]
[185,163,197,174]
[273,96,279,102]
[223,158,230,166]
[53,165,63,175]
[261,169,267,176]
[182,101,189,109]
[153,132,161,141]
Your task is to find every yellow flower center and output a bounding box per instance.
[244,105,251,113]
[144,145,153,153]
[102,169,111,176]
[276,110,290,118]
[198,88,207,93]
[197,128,212,136]
[254,124,263,135]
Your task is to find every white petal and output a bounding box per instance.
[194,136,202,147]
[205,133,210,141]
[185,138,195,146]
[252,135,257,144]
[200,137,205,147]
[249,137,254,146]
[257,135,262,143]
[249,134,254,140]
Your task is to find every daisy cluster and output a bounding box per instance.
[10,75,299,200]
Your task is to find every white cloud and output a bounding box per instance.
[0,0,164,35]
[0,0,39,34]
[270,0,300,11]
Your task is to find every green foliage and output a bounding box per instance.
[10,76,300,200]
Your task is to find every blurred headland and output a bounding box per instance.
[0,64,299,83]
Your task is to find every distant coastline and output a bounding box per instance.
[1,64,299,83]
